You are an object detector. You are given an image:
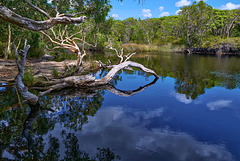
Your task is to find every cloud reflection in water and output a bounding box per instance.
[207,100,232,111]
[77,106,234,161]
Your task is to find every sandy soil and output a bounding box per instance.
[0,59,80,83]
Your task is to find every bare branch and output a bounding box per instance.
[124,52,136,62]
[56,4,95,17]
[40,31,75,49]
[57,11,88,17]
[73,37,97,47]
[69,30,83,39]
[92,61,159,86]
[50,28,60,41]
[0,6,87,31]
[13,42,39,105]
[46,45,65,51]
[24,0,51,19]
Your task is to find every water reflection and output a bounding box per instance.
[80,106,233,161]
[1,96,234,161]
[2,52,240,160]
[1,75,158,160]
[206,100,232,111]
[94,52,240,99]
[1,97,121,160]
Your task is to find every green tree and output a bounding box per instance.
[179,0,213,52]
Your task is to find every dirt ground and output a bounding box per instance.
[0,59,81,83]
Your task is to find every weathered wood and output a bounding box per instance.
[14,42,39,105]
[0,6,86,31]
[13,43,158,103]
[42,61,158,88]
[46,77,158,98]
[89,61,159,86]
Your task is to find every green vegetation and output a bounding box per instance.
[109,1,240,52]
[23,67,34,85]
[0,0,239,59]
[52,68,60,78]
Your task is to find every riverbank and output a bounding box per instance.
[0,58,97,84]
[187,44,240,56]
[190,37,240,56]
[121,43,185,53]
[120,37,240,56]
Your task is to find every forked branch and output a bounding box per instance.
[0,6,86,31]
[14,41,39,105]
[106,38,136,64]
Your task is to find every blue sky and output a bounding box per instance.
[109,0,240,20]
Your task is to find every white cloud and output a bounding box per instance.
[159,6,164,12]
[207,100,232,111]
[47,0,53,3]
[159,12,170,17]
[142,9,152,18]
[175,9,182,15]
[112,13,119,18]
[220,3,240,10]
[174,93,192,104]
[175,0,191,7]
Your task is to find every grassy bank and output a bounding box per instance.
[121,43,185,53]
[201,37,240,49]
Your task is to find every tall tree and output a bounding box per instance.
[179,0,213,52]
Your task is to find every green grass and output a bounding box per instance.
[23,67,34,85]
[52,68,60,78]
[121,43,184,52]
[201,37,240,48]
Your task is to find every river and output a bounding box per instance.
[1,52,240,160]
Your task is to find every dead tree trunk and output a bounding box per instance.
[14,41,39,105]
[5,24,11,59]
[14,43,159,104]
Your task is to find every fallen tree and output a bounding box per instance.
[1,0,159,105]
[14,42,159,105]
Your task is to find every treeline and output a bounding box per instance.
[106,1,240,52]
[0,0,240,59]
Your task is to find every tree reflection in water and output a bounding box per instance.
[1,92,120,160]
[1,77,158,160]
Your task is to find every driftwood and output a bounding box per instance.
[14,43,159,105]
[14,42,39,105]
[47,77,159,98]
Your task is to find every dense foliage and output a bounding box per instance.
[0,0,239,58]
[106,1,240,50]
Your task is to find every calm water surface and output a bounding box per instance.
[1,52,240,161]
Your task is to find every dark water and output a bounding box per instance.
[1,52,240,161]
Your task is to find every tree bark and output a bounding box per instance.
[6,24,11,59]
[45,77,159,98]
[41,61,159,89]
[14,43,39,105]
